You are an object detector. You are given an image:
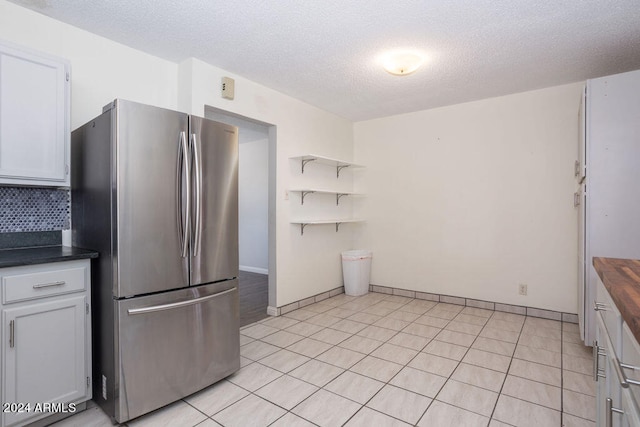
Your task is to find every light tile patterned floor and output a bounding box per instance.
[52,292,596,427]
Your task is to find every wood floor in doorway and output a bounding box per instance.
[239,270,269,327]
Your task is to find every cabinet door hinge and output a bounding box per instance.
[87,376,91,388]
[66,72,70,82]
[65,164,69,175]
[86,303,90,314]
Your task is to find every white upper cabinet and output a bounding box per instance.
[0,40,70,187]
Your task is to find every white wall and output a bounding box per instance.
[2,0,584,312]
[354,83,583,313]
[179,58,355,307]
[0,0,178,129]
[239,138,269,273]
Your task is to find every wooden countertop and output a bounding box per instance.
[593,257,640,343]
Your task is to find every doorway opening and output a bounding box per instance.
[205,107,276,327]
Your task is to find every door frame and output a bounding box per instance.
[203,106,277,312]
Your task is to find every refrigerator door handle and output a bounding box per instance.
[191,133,203,257]
[126,287,236,315]
[177,131,190,258]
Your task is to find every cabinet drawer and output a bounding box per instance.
[596,276,622,351]
[622,323,640,412]
[1,260,88,304]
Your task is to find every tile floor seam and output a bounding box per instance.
[338,299,457,426]
[180,399,209,425]
[87,294,591,427]
[486,309,525,424]
[560,319,565,427]
[414,304,497,423]
[305,296,572,426]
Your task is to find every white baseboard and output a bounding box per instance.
[267,306,279,316]
[239,265,268,275]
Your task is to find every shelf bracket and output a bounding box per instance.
[335,222,342,232]
[301,191,315,205]
[301,158,316,174]
[336,193,349,205]
[336,164,350,178]
[300,223,308,236]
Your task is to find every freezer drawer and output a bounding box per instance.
[113,280,239,422]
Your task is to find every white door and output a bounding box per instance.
[2,295,87,427]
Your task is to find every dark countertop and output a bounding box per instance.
[593,257,640,343]
[0,246,98,269]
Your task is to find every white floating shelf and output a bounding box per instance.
[290,154,364,177]
[290,219,364,235]
[289,188,363,205]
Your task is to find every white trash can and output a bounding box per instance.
[341,250,372,296]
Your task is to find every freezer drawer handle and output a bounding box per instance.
[127,287,236,315]
[33,280,66,289]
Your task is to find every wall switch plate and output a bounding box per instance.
[518,284,528,296]
[222,76,235,100]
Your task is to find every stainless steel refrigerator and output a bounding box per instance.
[71,99,240,423]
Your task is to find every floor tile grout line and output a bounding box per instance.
[180,397,217,423]
[560,318,565,426]
[412,307,484,424]
[338,298,455,426]
[238,294,583,427]
[294,296,438,424]
[282,298,412,425]
[486,311,526,424]
[286,298,522,423]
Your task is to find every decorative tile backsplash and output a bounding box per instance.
[0,187,70,233]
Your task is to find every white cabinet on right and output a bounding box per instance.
[578,69,640,345]
[0,40,70,187]
[594,276,640,426]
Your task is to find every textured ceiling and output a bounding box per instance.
[9,0,640,121]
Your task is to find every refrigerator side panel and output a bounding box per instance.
[115,280,240,422]
[190,117,239,285]
[115,100,190,297]
[71,111,117,420]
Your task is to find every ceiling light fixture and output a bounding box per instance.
[380,50,424,76]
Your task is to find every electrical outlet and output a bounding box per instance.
[518,284,528,296]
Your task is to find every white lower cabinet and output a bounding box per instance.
[595,277,640,427]
[0,260,92,427]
